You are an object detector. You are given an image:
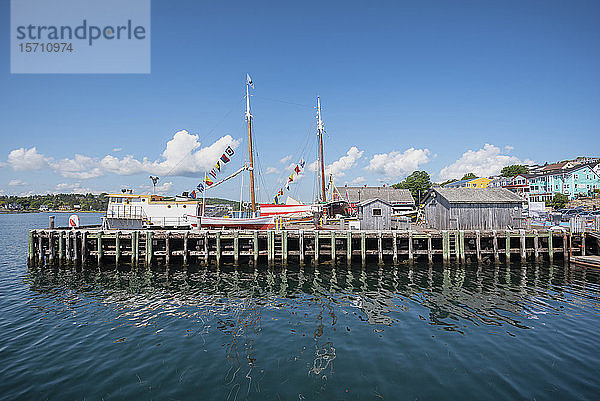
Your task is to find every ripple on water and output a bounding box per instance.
[2,214,600,399]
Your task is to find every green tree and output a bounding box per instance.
[393,171,431,204]
[549,193,569,209]
[501,165,528,177]
[461,172,477,180]
[439,178,458,187]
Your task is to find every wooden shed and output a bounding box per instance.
[423,188,524,230]
[357,198,393,230]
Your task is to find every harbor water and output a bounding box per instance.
[1,213,599,400]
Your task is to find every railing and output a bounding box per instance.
[106,205,145,219]
[146,216,192,227]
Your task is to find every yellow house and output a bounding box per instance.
[465,177,492,188]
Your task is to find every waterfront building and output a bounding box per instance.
[423,188,525,230]
[341,186,415,214]
[464,177,492,188]
[357,198,393,230]
[527,163,600,202]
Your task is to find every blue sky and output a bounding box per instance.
[1,0,599,202]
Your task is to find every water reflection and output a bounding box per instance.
[23,262,600,397]
[25,263,600,332]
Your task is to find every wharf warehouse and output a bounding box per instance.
[341,186,415,214]
[357,198,393,230]
[423,188,525,230]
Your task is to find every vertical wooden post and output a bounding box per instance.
[520,229,526,262]
[505,230,511,263]
[330,231,336,265]
[115,231,121,266]
[132,231,139,266]
[97,231,103,265]
[28,231,34,266]
[581,233,585,256]
[533,230,539,260]
[233,231,239,266]
[72,232,78,265]
[146,231,152,267]
[282,230,288,266]
[476,230,482,263]
[299,230,305,265]
[82,231,87,266]
[563,232,568,262]
[215,231,221,266]
[253,231,259,265]
[427,233,433,264]
[38,232,43,265]
[314,230,319,265]
[378,231,384,265]
[392,231,398,265]
[267,231,272,263]
[459,230,465,263]
[361,232,366,267]
[65,231,71,264]
[548,232,553,262]
[203,231,209,266]
[183,231,188,266]
[59,231,64,265]
[407,231,413,264]
[48,232,54,265]
[346,231,352,266]
[455,231,460,260]
[165,232,170,266]
[442,230,449,263]
[492,230,499,263]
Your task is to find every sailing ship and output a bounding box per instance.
[102,74,334,230]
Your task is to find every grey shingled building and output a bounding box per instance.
[423,188,525,230]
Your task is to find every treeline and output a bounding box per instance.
[0,193,109,211]
[0,194,239,212]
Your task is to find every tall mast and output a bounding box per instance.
[246,74,256,215]
[317,96,326,203]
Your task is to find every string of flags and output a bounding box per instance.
[273,158,305,204]
[188,146,235,199]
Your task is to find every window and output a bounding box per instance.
[372,208,382,216]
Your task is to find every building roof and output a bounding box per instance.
[443,179,470,188]
[425,188,525,204]
[341,186,415,204]
[542,161,569,172]
[356,198,392,207]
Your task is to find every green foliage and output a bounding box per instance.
[461,172,477,180]
[393,171,431,203]
[439,179,458,187]
[501,165,528,177]
[0,193,239,212]
[550,193,569,209]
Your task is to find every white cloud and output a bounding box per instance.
[366,148,431,178]
[7,147,50,171]
[265,166,280,175]
[439,144,533,181]
[112,147,122,152]
[50,154,104,179]
[280,155,292,164]
[139,181,173,195]
[323,147,364,179]
[54,182,94,194]
[349,176,366,185]
[5,130,240,180]
[8,179,27,186]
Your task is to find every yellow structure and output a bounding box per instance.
[465,177,492,188]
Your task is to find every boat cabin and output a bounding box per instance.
[104,194,202,230]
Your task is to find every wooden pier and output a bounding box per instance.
[27,228,595,268]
